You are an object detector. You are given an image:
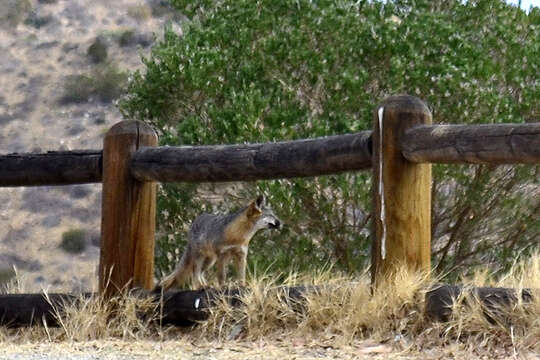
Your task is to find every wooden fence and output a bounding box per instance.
[0,95,538,326]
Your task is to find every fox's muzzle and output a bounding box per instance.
[269,219,281,229]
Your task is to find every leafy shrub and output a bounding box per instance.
[62,74,95,103]
[87,37,108,63]
[91,63,128,101]
[120,0,539,279]
[0,268,16,286]
[60,229,87,254]
[118,30,135,47]
[62,63,128,103]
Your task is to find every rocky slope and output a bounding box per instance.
[0,0,179,292]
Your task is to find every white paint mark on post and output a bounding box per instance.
[378,106,387,260]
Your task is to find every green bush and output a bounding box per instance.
[62,63,128,103]
[87,37,108,63]
[62,74,95,103]
[120,0,540,279]
[118,30,135,47]
[0,268,16,286]
[60,229,87,254]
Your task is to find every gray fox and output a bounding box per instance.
[159,195,281,290]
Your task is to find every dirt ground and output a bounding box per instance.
[1,339,538,360]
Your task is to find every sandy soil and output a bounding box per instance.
[0,0,177,292]
[3,339,538,360]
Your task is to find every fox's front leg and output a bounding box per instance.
[233,248,248,285]
[216,253,231,286]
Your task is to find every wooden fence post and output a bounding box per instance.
[99,121,157,296]
[371,95,432,284]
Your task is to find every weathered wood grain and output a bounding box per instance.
[130,131,373,183]
[425,285,535,322]
[0,293,91,327]
[371,95,432,284]
[0,150,102,186]
[401,123,540,164]
[99,121,158,296]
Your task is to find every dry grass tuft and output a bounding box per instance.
[51,291,159,341]
[0,287,165,343]
[0,255,538,358]
[196,255,539,356]
[196,268,432,344]
[437,255,540,355]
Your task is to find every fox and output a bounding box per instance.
[158,195,281,290]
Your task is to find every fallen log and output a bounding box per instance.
[0,285,534,327]
[0,293,91,327]
[425,285,535,322]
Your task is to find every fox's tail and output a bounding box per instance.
[157,253,190,292]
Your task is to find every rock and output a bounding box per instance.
[118,30,153,48]
[2,226,30,245]
[35,40,59,50]
[92,112,106,125]
[88,231,101,247]
[0,112,15,125]
[41,214,61,227]
[0,254,42,272]
[61,2,94,26]
[71,205,100,221]
[61,42,79,53]
[21,187,71,213]
[41,214,60,228]
[66,123,85,136]
[24,10,54,29]
[68,185,92,199]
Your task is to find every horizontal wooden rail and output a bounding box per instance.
[0,285,534,327]
[1,122,538,188]
[401,123,540,164]
[130,131,373,183]
[0,150,102,187]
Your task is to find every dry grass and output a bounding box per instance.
[1,255,539,359]
[196,256,540,357]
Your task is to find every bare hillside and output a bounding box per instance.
[0,0,179,292]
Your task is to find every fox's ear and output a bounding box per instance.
[255,195,265,209]
[247,195,264,217]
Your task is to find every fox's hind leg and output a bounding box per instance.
[192,257,205,289]
[193,255,216,289]
[159,253,192,291]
